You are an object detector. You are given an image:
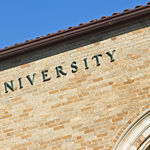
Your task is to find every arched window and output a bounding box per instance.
[113,109,150,150]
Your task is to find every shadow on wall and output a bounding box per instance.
[0,16,150,72]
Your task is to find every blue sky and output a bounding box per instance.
[0,0,149,49]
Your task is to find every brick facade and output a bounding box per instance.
[0,14,150,150]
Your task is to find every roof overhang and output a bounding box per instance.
[0,4,150,61]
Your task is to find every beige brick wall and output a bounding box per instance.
[0,17,150,149]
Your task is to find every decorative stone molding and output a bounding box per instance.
[113,109,150,150]
[139,137,150,150]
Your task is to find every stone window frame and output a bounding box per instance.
[139,138,150,150]
[113,109,150,150]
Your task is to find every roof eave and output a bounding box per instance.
[1,5,150,61]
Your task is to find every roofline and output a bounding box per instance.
[1,4,150,61]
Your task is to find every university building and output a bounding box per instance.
[1,3,150,150]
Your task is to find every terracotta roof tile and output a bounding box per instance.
[123,9,131,12]
[0,2,150,53]
[112,13,120,16]
[135,5,144,9]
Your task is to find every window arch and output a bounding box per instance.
[113,109,150,150]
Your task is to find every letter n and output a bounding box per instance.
[4,80,14,93]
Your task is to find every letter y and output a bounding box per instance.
[106,50,116,62]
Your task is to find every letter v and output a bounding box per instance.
[26,73,36,85]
